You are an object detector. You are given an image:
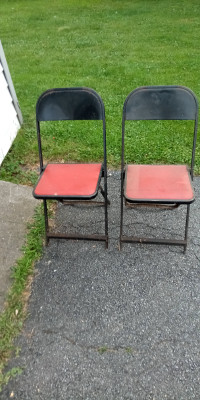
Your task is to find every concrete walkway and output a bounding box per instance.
[0,180,37,312]
[1,172,200,399]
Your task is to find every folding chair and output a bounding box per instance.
[120,85,198,251]
[33,87,108,247]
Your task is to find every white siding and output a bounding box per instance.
[0,61,20,165]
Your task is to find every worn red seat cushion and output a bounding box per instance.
[33,163,102,198]
[125,164,194,203]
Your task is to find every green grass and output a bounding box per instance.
[0,0,200,184]
[0,206,45,391]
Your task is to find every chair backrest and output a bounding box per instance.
[123,86,198,121]
[36,87,105,121]
[36,87,106,173]
[122,85,198,178]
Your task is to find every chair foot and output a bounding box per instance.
[120,236,187,249]
[46,232,108,245]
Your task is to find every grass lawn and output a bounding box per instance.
[0,0,200,184]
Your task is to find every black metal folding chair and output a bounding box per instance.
[120,85,198,251]
[33,87,108,247]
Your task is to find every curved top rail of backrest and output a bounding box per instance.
[123,86,198,121]
[36,87,105,121]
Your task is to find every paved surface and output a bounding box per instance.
[1,172,200,399]
[0,180,37,312]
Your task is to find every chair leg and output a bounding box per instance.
[43,199,49,245]
[119,209,123,251]
[105,205,108,249]
[119,200,190,251]
[100,185,110,205]
[100,181,109,247]
[119,175,124,251]
[42,197,108,247]
[103,182,109,248]
[184,204,190,252]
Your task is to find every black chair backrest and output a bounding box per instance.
[36,87,106,173]
[122,85,198,179]
[123,86,198,121]
[36,87,105,121]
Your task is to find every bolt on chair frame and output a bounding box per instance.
[33,87,108,247]
[120,85,198,251]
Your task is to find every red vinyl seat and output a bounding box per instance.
[34,163,102,199]
[125,164,194,203]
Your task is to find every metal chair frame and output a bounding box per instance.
[33,87,108,247]
[120,85,198,251]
